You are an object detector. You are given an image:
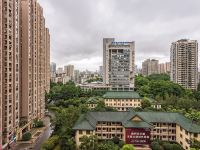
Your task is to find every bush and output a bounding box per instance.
[33,119,45,128]
[36,120,44,127]
[151,141,163,150]
[171,143,183,150]
[22,132,32,141]
[112,136,120,144]
[163,143,172,150]
[41,135,59,150]
[122,144,136,150]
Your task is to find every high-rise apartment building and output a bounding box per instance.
[21,0,50,125]
[50,62,56,74]
[99,66,103,77]
[0,0,20,146]
[158,62,170,74]
[103,38,135,90]
[64,65,74,80]
[142,59,159,76]
[57,67,63,74]
[170,39,198,89]
[0,1,2,148]
[0,0,50,148]
[45,28,51,93]
[74,70,80,83]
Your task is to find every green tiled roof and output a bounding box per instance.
[73,111,200,133]
[103,91,141,99]
[73,114,95,130]
[86,97,103,104]
[124,120,153,128]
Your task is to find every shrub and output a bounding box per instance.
[41,135,59,150]
[122,144,136,150]
[36,120,44,127]
[33,119,45,128]
[171,143,183,150]
[22,132,32,141]
[151,141,163,150]
[112,136,120,144]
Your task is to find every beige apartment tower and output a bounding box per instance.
[170,39,198,89]
[0,0,50,148]
[0,0,2,147]
[0,0,20,146]
[64,65,74,80]
[142,59,159,76]
[103,38,135,90]
[158,62,170,74]
[20,0,50,128]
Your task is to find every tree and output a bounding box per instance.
[41,135,59,150]
[147,74,170,81]
[93,101,117,112]
[177,98,195,111]
[122,144,136,150]
[135,75,149,90]
[79,135,98,150]
[191,140,200,149]
[163,143,172,150]
[151,141,163,150]
[52,107,80,136]
[141,99,151,109]
[112,136,120,145]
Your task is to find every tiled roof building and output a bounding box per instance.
[73,110,200,150]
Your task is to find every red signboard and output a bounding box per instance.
[125,128,151,146]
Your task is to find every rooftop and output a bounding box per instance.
[86,97,103,104]
[103,91,141,99]
[73,111,200,133]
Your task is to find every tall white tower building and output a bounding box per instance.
[103,38,135,90]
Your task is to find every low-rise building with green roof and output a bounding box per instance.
[86,97,103,109]
[73,110,200,150]
[103,91,142,111]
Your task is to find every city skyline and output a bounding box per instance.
[39,0,200,71]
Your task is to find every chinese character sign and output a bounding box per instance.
[125,128,151,145]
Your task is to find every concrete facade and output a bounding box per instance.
[0,0,20,146]
[158,62,170,74]
[0,0,50,147]
[170,39,198,89]
[142,59,159,76]
[103,38,135,90]
[64,65,74,80]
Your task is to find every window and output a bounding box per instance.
[180,134,183,138]
[194,133,198,138]
[185,138,189,144]
[86,131,90,135]
[79,130,83,134]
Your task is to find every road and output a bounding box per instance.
[16,117,53,150]
[33,117,53,150]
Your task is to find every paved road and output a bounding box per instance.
[33,117,53,150]
[16,117,53,150]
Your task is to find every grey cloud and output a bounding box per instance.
[39,0,200,70]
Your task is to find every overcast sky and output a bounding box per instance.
[38,0,200,71]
